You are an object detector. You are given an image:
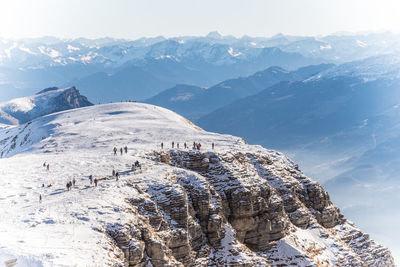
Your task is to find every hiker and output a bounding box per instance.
[134,160,141,171]
[116,172,119,181]
[47,184,52,188]
[113,147,117,155]
[39,194,42,203]
[72,178,76,186]
[94,178,98,187]
[46,164,50,171]
[197,143,201,150]
[184,142,187,149]
[172,141,174,148]
[120,148,123,155]
[89,175,93,185]
[112,170,116,176]
[66,182,70,191]
[132,164,136,171]
[124,146,128,154]
[193,142,196,150]
[177,143,179,149]
[43,162,46,167]
[212,143,215,150]
[161,142,164,149]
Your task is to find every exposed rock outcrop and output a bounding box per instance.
[0,86,92,125]
[107,149,395,266]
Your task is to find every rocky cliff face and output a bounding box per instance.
[0,86,92,125]
[47,86,93,113]
[107,149,394,266]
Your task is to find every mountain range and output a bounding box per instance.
[2,32,400,103]
[146,64,334,120]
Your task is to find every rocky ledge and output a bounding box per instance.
[106,149,395,266]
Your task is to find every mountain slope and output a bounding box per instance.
[146,64,334,120]
[0,86,93,125]
[198,72,400,151]
[0,102,394,266]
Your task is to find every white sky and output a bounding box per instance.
[0,0,399,39]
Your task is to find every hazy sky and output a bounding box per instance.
[1,0,399,39]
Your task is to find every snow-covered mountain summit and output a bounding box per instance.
[0,86,92,125]
[0,103,394,266]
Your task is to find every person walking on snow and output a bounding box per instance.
[113,147,117,155]
[89,175,93,185]
[112,170,116,176]
[39,194,42,203]
[161,142,164,149]
[46,164,50,171]
[43,162,46,167]
[94,178,98,187]
[120,148,123,155]
[116,172,119,181]
[72,178,76,186]
[184,142,187,149]
[172,141,174,148]
[212,143,215,150]
[124,146,128,154]
[193,142,196,149]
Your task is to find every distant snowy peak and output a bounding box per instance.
[0,86,92,125]
[2,32,400,69]
[206,31,223,39]
[309,53,400,81]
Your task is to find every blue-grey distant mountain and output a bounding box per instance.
[70,45,324,103]
[198,75,400,154]
[146,64,334,120]
[197,54,400,153]
[0,36,326,102]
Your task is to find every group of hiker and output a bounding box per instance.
[88,175,98,186]
[161,141,215,151]
[112,169,120,181]
[193,142,201,150]
[38,138,217,203]
[114,146,128,155]
[66,178,76,191]
[43,162,50,171]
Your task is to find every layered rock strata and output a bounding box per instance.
[107,149,394,266]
